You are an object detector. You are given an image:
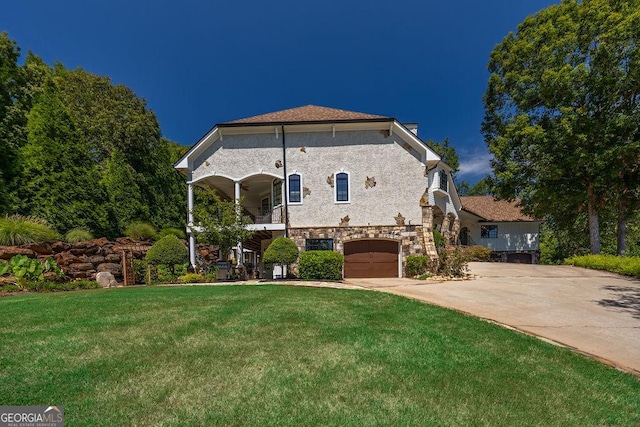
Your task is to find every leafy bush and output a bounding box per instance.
[0,215,59,245]
[406,255,430,277]
[145,235,188,275]
[0,255,65,289]
[565,255,640,278]
[434,247,469,278]
[158,227,186,239]
[298,251,344,280]
[179,273,206,284]
[263,237,299,278]
[433,229,445,248]
[462,245,492,261]
[65,227,94,243]
[124,221,157,241]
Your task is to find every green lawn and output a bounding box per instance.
[1,286,638,426]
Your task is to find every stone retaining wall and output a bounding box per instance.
[0,238,218,283]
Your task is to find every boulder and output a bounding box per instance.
[51,241,70,252]
[87,255,105,264]
[105,253,121,263]
[23,243,53,255]
[69,262,95,271]
[97,263,122,276]
[0,246,36,260]
[96,271,118,288]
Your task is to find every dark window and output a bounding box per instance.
[273,179,282,206]
[439,170,448,192]
[261,197,270,216]
[336,172,349,202]
[305,239,334,251]
[481,225,498,239]
[289,174,301,203]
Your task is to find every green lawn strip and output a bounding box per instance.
[0,286,638,426]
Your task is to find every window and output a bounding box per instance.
[439,170,448,192]
[335,172,350,203]
[305,239,334,251]
[273,179,282,206]
[261,197,270,216]
[481,225,498,239]
[288,173,302,204]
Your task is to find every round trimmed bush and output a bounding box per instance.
[263,237,299,266]
[405,255,429,277]
[65,227,94,243]
[158,227,186,239]
[298,251,344,280]
[145,235,188,275]
[0,215,59,245]
[124,221,157,241]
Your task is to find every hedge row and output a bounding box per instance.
[565,254,640,278]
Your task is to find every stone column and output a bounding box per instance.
[451,218,461,245]
[441,215,451,245]
[187,182,196,269]
[421,206,439,260]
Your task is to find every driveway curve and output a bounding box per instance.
[346,262,640,375]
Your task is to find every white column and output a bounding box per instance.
[187,182,196,269]
[234,180,243,267]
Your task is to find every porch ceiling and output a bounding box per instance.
[243,230,272,252]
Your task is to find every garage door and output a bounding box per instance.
[506,253,532,264]
[344,240,399,278]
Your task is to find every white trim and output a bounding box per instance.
[334,171,351,204]
[287,171,303,205]
[246,223,286,231]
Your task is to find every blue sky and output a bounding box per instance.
[3,0,557,182]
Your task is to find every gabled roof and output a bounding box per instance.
[223,104,391,125]
[460,196,538,222]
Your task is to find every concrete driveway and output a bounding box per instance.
[346,262,640,375]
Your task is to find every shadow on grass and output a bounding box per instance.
[598,284,640,319]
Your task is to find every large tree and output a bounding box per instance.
[19,79,108,233]
[483,0,640,254]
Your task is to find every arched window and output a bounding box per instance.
[288,173,302,204]
[335,172,350,203]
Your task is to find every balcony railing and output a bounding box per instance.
[244,206,284,224]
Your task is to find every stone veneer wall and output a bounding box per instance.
[288,225,425,277]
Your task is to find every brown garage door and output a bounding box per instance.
[344,240,399,278]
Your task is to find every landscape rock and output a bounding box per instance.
[96,271,118,288]
[97,263,121,276]
[23,243,53,255]
[69,262,95,271]
[105,253,121,263]
[0,246,36,260]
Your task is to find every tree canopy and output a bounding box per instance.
[483,0,640,254]
[0,32,187,238]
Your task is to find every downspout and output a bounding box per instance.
[281,125,289,237]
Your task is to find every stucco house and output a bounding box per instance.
[459,196,541,263]
[175,105,462,278]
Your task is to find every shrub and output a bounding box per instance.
[158,227,186,239]
[179,273,206,283]
[434,247,469,278]
[145,235,188,275]
[0,215,59,245]
[263,237,299,278]
[0,255,65,289]
[406,255,430,277]
[565,255,640,278]
[65,227,94,243]
[124,221,157,241]
[433,229,445,248]
[298,251,344,280]
[462,245,492,261]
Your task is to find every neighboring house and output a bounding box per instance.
[174,105,461,278]
[458,196,542,264]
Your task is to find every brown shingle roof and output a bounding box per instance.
[224,105,390,124]
[461,196,537,222]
